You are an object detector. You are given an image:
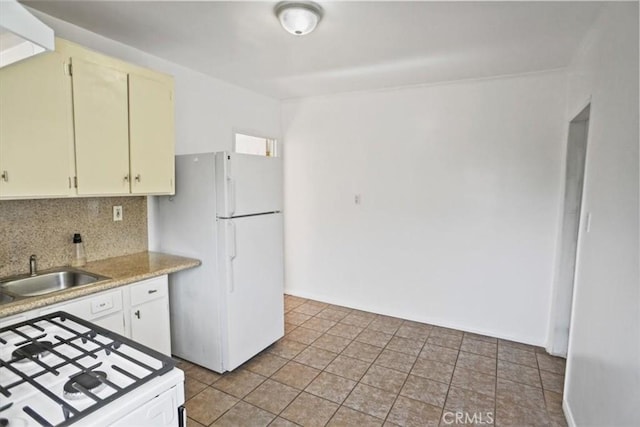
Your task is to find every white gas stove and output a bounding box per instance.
[0,311,185,426]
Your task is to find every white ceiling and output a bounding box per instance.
[24,1,603,99]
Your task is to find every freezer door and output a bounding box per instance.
[217,213,284,370]
[215,152,283,217]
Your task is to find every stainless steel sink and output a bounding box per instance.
[0,268,110,298]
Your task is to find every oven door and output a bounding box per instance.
[109,386,181,427]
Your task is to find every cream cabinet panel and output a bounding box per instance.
[0,52,74,199]
[72,58,130,195]
[129,74,175,195]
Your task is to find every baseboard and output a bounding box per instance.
[284,288,545,347]
[563,397,576,427]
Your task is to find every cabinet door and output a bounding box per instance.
[72,58,130,195]
[129,73,175,194]
[0,52,74,199]
[131,298,171,355]
[93,312,126,336]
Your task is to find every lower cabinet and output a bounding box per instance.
[0,275,172,356]
[93,312,127,336]
[126,276,172,356]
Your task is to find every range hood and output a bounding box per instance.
[0,0,54,68]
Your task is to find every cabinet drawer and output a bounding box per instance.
[40,290,122,320]
[130,276,168,306]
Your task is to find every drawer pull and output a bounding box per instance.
[148,289,158,294]
[134,310,141,319]
[91,297,114,314]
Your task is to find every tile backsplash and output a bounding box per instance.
[0,197,148,277]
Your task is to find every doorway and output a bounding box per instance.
[548,104,590,357]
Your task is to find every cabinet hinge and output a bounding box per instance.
[66,63,73,76]
[74,176,78,188]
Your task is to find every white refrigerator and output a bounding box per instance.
[157,152,284,372]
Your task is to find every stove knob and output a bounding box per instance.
[0,418,8,427]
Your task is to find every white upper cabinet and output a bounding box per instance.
[0,51,74,199]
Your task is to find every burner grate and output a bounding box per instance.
[0,311,176,427]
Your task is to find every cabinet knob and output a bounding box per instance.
[134,310,141,319]
[135,174,141,182]
[124,174,129,182]
[1,171,8,182]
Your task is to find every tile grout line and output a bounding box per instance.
[205,369,270,425]
[379,322,438,425]
[437,331,464,426]
[270,311,329,424]
[343,320,403,423]
[535,347,554,423]
[317,311,378,425]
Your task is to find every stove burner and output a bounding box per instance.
[63,371,107,400]
[11,341,52,363]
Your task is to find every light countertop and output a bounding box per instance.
[0,251,200,318]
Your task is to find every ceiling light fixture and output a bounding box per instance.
[275,2,323,36]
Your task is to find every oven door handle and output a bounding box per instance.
[178,405,186,427]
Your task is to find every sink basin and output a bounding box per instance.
[0,269,110,298]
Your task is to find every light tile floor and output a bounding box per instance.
[178,295,567,426]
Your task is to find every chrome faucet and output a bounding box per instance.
[29,254,37,276]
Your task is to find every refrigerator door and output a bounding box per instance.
[217,212,284,370]
[215,152,283,217]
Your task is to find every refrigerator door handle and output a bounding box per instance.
[226,220,236,292]
[227,264,235,293]
[227,176,236,216]
[228,220,237,259]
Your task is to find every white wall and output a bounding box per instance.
[29,10,282,250]
[282,71,567,345]
[562,3,639,426]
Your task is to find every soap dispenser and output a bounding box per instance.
[71,233,87,267]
